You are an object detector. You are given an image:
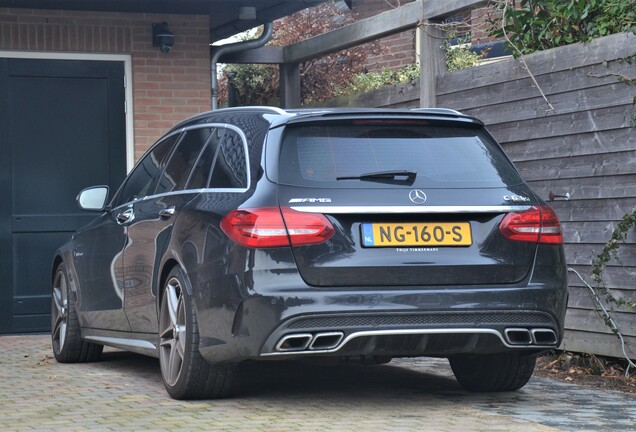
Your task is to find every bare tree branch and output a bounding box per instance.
[500,0,556,113]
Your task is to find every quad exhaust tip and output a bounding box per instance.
[276,333,313,352]
[504,328,557,346]
[504,328,532,345]
[531,328,558,345]
[309,332,344,350]
[276,332,344,352]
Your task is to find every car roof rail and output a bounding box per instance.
[410,108,465,116]
[215,106,288,115]
[170,106,289,131]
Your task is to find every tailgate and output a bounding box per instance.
[278,186,536,287]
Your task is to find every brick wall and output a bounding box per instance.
[352,0,416,71]
[470,7,501,44]
[0,8,211,159]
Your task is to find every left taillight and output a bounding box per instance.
[499,206,563,245]
[220,207,335,248]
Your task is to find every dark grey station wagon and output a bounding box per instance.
[51,107,568,399]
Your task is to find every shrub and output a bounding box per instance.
[490,0,636,56]
[342,64,420,94]
[443,33,486,72]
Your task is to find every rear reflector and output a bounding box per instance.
[499,206,563,245]
[220,207,335,248]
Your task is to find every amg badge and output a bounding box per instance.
[289,198,332,203]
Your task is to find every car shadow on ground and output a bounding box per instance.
[96,349,462,399]
[234,359,461,398]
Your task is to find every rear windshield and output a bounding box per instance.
[277,120,522,189]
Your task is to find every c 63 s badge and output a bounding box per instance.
[503,194,530,203]
[289,198,332,203]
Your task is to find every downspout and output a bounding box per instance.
[210,22,274,110]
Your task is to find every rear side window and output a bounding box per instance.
[278,120,522,189]
[186,128,224,189]
[156,128,212,194]
[209,129,248,189]
[185,126,249,190]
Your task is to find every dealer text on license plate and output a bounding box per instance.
[361,222,472,247]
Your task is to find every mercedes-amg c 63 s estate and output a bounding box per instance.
[51,107,567,399]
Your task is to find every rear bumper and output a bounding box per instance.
[196,281,567,364]
[195,244,567,364]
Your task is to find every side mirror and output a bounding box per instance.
[77,186,109,211]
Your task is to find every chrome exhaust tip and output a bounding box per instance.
[309,332,344,350]
[531,328,557,345]
[276,333,313,352]
[504,328,532,345]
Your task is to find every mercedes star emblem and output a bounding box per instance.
[409,189,427,205]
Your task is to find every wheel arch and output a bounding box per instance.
[51,254,64,282]
[157,258,187,307]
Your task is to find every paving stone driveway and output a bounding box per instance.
[1,335,634,431]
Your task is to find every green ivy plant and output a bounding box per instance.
[591,208,636,311]
[490,0,636,57]
[443,33,486,72]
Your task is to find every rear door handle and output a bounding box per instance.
[159,207,176,218]
[116,208,134,224]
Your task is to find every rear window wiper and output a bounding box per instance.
[337,170,417,183]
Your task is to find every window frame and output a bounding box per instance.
[180,123,251,193]
[109,123,251,211]
[204,125,250,191]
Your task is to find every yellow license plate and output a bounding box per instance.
[361,222,472,247]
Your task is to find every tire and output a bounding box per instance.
[51,263,103,363]
[158,267,234,400]
[449,352,536,392]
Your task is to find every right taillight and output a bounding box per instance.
[220,206,335,248]
[499,206,563,245]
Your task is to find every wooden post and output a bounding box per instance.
[280,63,301,108]
[418,18,446,108]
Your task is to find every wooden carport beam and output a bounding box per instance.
[220,46,284,64]
[280,63,301,108]
[218,0,488,108]
[282,0,487,63]
[418,19,446,108]
[220,0,487,65]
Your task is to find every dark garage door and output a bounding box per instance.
[0,58,126,334]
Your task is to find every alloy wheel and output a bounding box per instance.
[159,277,187,386]
[51,270,69,353]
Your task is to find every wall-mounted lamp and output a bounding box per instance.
[152,22,175,53]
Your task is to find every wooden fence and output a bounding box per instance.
[317,32,636,359]
[437,32,636,360]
